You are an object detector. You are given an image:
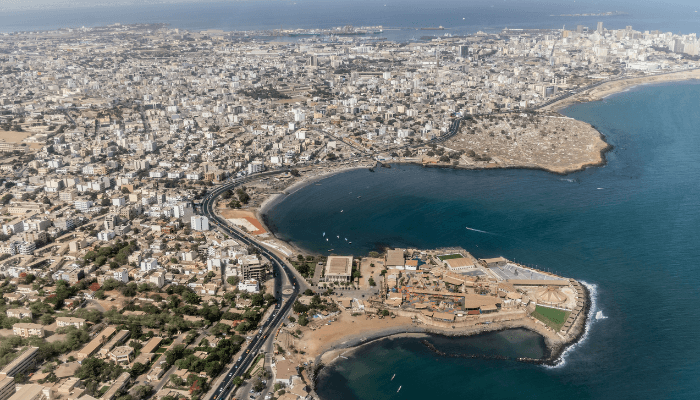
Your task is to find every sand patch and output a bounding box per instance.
[0,130,33,143]
[294,310,414,363]
[219,208,266,235]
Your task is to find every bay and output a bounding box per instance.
[267,82,700,399]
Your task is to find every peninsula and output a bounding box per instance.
[270,248,589,393]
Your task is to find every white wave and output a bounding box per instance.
[545,280,599,369]
[466,226,494,235]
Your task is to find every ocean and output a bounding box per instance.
[3,0,700,37]
[267,82,700,399]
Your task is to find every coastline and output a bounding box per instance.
[311,283,591,391]
[257,163,373,218]
[388,130,612,176]
[546,68,700,112]
[250,72,700,228]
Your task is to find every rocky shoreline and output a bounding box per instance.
[393,130,612,176]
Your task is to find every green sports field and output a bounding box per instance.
[531,305,570,331]
[437,254,464,261]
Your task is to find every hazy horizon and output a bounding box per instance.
[3,0,700,12]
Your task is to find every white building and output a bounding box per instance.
[74,200,94,212]
[191,216,209,231]
[18,241,35,255]
[237,279,260,293]
[113,268,129,283]
[149,272,165,288]
[97,230,116,241]
[174,202,194,219]
[2,219,24,236]
[247,160,264,174]
[140,258,158,272]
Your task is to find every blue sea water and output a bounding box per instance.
[3,0,700,37]
[267,82,700,399]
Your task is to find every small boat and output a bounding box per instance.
[323,232,326,237]
[397,386,402,393]
[326,238,329,242]
[337,235,340,238]
[391,374,395,381]
[340,210,344,213]
[349,242,352,244]
[357,196,361,198]
[344,238,347,241]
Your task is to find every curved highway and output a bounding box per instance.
[199,172,305,400]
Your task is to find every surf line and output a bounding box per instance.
[466,226,496,235]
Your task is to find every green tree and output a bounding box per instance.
[251,293,264,307]
[131,385,152,400]
[183,291,201,305]
[298,313,309,326]
[170,374,185,386]
[130,362,148,377]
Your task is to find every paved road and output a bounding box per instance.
[199,172,311,400]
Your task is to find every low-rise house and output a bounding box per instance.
[13,323,44,338]
[108,346,134,364]
[56,317,86,329]
[6,308,33,320]
[237,279,259,293]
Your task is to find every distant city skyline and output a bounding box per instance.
[4,0,700,12]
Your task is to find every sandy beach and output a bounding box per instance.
[547,68,700,111]
[257,162,374,218]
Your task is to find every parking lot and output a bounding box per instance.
[490,263,566,281]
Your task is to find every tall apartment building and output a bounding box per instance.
[173,202,194,220]
[18,242,36,256]
[74,200,93,212]
[113,268,129,283]
[191,216,209,231]
[59,189,78,202]
[241,263,266,282]
[247,160,264,174]
[104,214,119,230]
